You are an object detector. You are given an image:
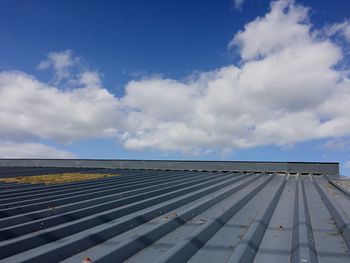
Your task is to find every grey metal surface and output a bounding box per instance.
[0,159,340,175]
[0,167,349,262]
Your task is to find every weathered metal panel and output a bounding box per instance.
[287,162,340,175]
[0,167,349,262]
[0,159,340,175]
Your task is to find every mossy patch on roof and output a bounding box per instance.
[0,173,121,185]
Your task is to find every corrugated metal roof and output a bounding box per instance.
[0,167,350,262]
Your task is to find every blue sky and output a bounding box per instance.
[1,0,350,175]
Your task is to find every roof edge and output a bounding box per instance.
[0,159,340,176]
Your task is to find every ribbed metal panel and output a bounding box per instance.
[0,168,349,262]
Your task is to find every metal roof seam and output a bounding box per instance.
[312,176,350,250]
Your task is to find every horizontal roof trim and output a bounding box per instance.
[0,159,339,175]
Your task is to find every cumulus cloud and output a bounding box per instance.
[229,0,310,60]
[0,71,121,144]
[118,0,349,153]
[0,141,75,158]
[0,64,120,157]
[1,0,350,157]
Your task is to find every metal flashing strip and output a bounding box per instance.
[0,159,340,175]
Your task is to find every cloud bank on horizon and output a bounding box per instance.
[1,0,350,158]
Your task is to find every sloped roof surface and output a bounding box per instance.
[0,167,349,263]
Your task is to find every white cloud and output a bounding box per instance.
[38,49,79,84]
[233,0,245,10]
[2,0,350,157]
[323,20,350,43]
[0,141,75,158]
[118,0,350,153]
[78,71,102,89]
[229,0,310,60]
[0,71,121,143]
